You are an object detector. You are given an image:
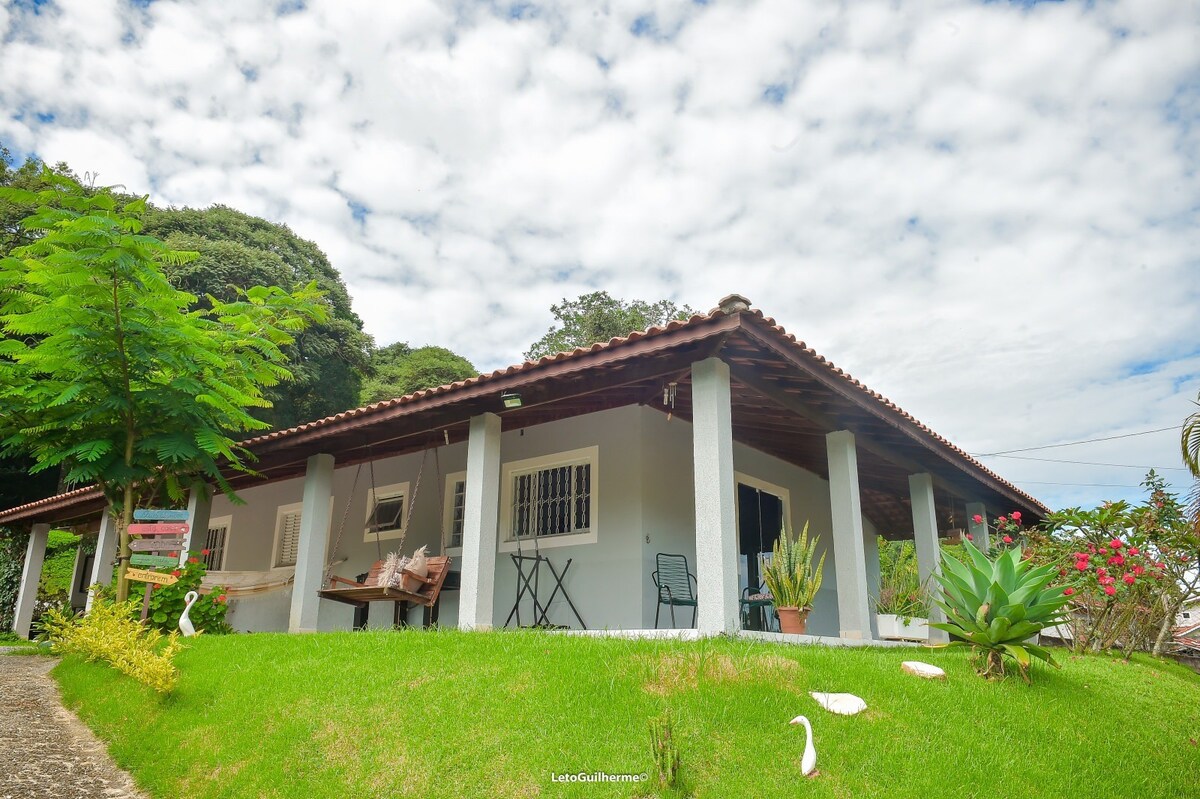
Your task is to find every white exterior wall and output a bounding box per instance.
[209,403,877,636]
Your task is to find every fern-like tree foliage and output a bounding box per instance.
[0,172,327,601]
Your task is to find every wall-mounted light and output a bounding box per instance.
[501,391,523,409]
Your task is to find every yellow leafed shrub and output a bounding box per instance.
[40,597,184,694]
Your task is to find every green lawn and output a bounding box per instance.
[52,630,1200,798]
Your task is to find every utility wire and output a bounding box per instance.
[978,453,1189,471]
[973,425,1181,456]
[1016,480,1143,488]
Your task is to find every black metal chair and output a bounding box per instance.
[652,553,698,628]
[741,584,775,631]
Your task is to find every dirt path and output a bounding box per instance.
[0,654,147,799]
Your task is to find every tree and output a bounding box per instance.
[1133,472,1200,656]
[1,146,372,432]
[524,291,694,361]
[0,172,326,601]
[141,205,372,428]
[1184,392,1200,477]
[360,343,477,405]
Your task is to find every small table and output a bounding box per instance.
[505,554,586,629]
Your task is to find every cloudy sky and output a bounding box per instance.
[1,0,1197,512]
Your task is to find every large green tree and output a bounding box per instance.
[1,147,371,433]
[141,205,371,428]
[360,342,477,405]
[525,291,694,360]
[0,172,326,601]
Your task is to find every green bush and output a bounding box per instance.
[0,528,28,632]
[875,538,928,621]
[39,529,82,605]
[39,597,184,694]
[130,553,232,635]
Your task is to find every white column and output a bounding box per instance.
[910,473,949,644]
[87,509,118,613]
[459,413,502,631]
[289,453,335,633]
[181,482,213,566]
[692,358,739,634]
[966,501,989,552]
[13,524,50,639]
[863,526,881,639]
[827,430,873,639]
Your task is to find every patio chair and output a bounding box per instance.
[652,553,698,628]
[741,585,775,631]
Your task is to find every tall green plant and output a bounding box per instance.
[0,172,327,602]
[931,540,1071,682]
[760,523,826,609]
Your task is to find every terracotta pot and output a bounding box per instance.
[776,606,810,635]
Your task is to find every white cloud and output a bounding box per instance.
[1,0,1197,510]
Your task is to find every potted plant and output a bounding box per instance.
[874,537,930,640]
[760,522,826,634]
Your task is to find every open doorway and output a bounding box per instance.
[737,481,786,631]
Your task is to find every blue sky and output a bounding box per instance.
[1,0,1197,512]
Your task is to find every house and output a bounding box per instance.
[1176,599,1200,629]
[2,295,1047,641]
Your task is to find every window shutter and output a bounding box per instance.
[276,510,302,567]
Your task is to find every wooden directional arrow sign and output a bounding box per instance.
[126,568,178,586]
[130,554,179,569]
[129,538,185,552]
[133,508,190,522]
[128,523,189,536]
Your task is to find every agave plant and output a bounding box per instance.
[760,522,826,609]
[931,540,1071,682]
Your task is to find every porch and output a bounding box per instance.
[3,296,1045,641]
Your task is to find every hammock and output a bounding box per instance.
[200,567,295,598]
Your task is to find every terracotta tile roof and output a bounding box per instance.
[0,485,104,524]
[0,294,1047,522]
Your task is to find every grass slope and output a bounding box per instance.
[53,631,1200,798]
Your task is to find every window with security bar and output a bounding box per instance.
[202,523,228,571]
[510,462,591,539]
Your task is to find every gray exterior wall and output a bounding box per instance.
[212,403,878,636]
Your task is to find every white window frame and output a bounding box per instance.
[363,481,411,543]
[273,502,305,568]
[202,514,232,572]
[442,470,467,556]
[499,446,598,553]
[273,499,338,566]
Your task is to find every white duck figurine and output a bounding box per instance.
[790,715,817,776]
[179,590,199,637]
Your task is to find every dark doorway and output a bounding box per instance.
[738,483,784,630]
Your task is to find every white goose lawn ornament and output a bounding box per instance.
[790,715,817,776]
[178,591,199,637]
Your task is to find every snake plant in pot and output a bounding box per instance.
[760,522,826,634]
[931,539,1071,682]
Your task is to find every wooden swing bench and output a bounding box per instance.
[318,556,453,628]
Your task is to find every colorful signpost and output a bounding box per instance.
[127,509,191,617]
[134,508,190,521]
[130,554,179,569]
[125,567,178,586]
[129,538,185,552]
[128,523,189,536]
